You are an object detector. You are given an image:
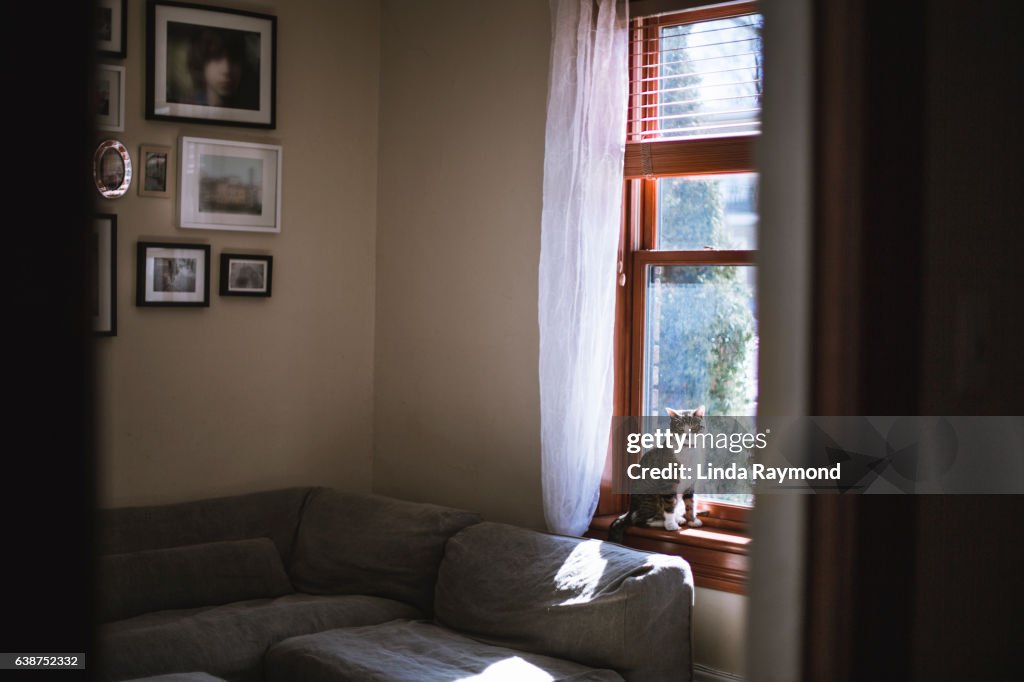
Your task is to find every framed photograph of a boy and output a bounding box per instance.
[147,1,276,128]
[179,136,282,233]
[97,0,127,58]
[92,215,117,336]
[139,144,172,198]
[136,242,211,307]
[220,253,272,297]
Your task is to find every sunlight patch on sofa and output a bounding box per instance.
[456,656,556,681]
[553,539,609,605]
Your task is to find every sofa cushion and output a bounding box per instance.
[434,522,694,682]
[265,620,625,682]
[287,489,481,613]
[97,593,421,682]
[98,538,294,623]
[98,487,312,559]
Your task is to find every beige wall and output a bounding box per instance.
[373,0,746,675]
[695,587,748,675]
[372,0,549,529]
[97,0,381,506]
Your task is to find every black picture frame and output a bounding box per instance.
[98,0,127,59]
[93,215,117,336]
[220,253,273,297]
[136,242,211,307]
[146,1,277,129]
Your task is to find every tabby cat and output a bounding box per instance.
[608,406,705,543]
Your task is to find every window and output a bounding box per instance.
[591,1,761,593]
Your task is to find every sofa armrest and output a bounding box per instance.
[434,522,694,682]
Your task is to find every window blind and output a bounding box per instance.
[628,7,763,142]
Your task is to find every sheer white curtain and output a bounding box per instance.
[539,0,628,536]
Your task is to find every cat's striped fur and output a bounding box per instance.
[608,406,705,543]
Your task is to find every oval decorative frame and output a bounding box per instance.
[94,139,133,198]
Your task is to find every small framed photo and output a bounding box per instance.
[92,215,117,336]
[136,242,211,307]
[179,136,282,233]
[220,253,272,297]
[97,0,127,58]
[139,144,173,198]
[97,65,126,132]
[147,1,276,128]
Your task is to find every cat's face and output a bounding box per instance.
[666,405,705,434]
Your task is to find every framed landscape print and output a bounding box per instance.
[136,242,211,307]
[147,1,276,128]
[139,144,172,198]
[92,215,117,336]
[97,0,127,58]
[96,65,126,132]
[179,136,282,233]
[220,253,272,297]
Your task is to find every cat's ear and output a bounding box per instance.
[666,407,681,417]
[693,405,706,417]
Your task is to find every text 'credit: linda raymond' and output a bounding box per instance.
[626,462,842,483]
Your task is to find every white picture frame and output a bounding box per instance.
[97,65,126,132]
[179,136,282,233]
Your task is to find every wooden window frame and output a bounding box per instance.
[587,1,759,595]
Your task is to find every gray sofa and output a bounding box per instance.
[97,487,694,681]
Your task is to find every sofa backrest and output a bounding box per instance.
[97,537,294,623]
[97,487,313,559]
[434,522,695,682]
[96,488,313,624]
[97,487,482,621]
[287,488,482,614]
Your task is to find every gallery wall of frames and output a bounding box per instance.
[93,0,278,336]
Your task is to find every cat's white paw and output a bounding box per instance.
[687,518,703,528]
[665,518,681,531]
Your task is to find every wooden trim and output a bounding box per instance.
[696,500,751,533]
[600,179,645,516]
[641,179,657,248]
[599,181,642,517]
[635,249,756,266]
[589,514,750,594]
[629,244,648,418]
[631,1,760,27]
[624,137,756,177]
